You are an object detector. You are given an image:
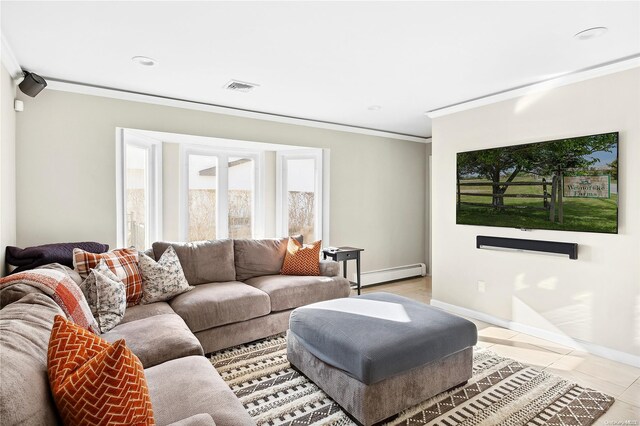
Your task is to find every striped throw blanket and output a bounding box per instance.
[0,268,99,333]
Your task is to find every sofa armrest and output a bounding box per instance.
[319,260,340,277]
[166,413,216,426]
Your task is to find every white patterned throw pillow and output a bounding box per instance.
[79,259,127,333]
[138,246,193,304]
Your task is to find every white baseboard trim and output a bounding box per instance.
[430,299,640,368]
[356,263,426,287]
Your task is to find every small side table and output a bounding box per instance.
[322,247,364,295]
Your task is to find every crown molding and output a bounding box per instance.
[0,33,22,78]
[427,55,640,119]
[43,78,430,144]
[3,28,428,143]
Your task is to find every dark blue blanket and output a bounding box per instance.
[6,242,109,274]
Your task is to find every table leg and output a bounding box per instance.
[356,254,361,295]
[343,260,347,279]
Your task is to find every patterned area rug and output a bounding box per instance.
[210,334,614,426]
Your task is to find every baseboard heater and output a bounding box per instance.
[476,236,578,260]
[353,263,427,287]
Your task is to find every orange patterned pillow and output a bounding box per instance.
[281,238,322,276]
[48,315,155,425]
[73,247,142,306]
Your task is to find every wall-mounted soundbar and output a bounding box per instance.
[476,236,578,260]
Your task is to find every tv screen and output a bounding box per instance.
[456,132,618,234]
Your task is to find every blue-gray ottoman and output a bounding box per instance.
[287,292,478,425]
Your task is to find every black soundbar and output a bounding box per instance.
[476,236,578,260]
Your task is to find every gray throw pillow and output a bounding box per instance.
[139,246,194,304]
[79,259,126,333]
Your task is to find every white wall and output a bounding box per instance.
[431,68,640,359]
[264,151,277,238]
[162,142,181,242]
[425,143,432,274]
[0,64,16,275]
[15,89,427,273]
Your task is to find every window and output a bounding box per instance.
[182,147,261,241]
[228,156,255,239]
[277,150,323,243]
[187,154,218,241]
[116,130,162,250]
[117,129,324,246]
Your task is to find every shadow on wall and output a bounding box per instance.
[510,272,639,357]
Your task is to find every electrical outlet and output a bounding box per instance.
[477,280,486,293]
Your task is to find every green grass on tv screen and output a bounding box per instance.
[457,194,618,233]
[456,132,618,234]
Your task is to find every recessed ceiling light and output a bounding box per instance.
[368,105,382,111]
[131,56,158,66]
[574,27,608,41]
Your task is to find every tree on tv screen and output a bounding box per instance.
[457,133,617,207]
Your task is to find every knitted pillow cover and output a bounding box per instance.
[281,238,322,276]
[47,315,154,425]
[73,247,142,306]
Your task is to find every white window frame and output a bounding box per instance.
[116,128,163,249]
[180,144,264,240]
[276,149,326,243]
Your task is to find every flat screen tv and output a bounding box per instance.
[456,132,618,234]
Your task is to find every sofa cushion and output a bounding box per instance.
[79,260,127,333]
[170,281,271,332]
[319,260,340,277]
[281,238,322,276]
[120,301,175,324]
[0,282,46,307]
[234,237,304,281]
[245,274,350,312]
[48,315,111,387]
[47,316,154,426]
[139,246,194,304]
[101,313,203,368]
[73,247,143,306]
[0,293,63,426]
[146,356,253,426]
[153,240,235,285]
[167,414,216,426]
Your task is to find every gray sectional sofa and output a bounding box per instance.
[0,237,351,426]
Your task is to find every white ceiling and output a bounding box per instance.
[2,1,639,138]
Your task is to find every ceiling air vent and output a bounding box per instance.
[223,79,259,93]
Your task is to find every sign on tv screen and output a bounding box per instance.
[456,132,619,234]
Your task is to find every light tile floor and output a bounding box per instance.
[355,276,640,424]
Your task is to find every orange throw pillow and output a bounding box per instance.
[281,238,322,276]
[48,315,155,425]
[73,247,142,306]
